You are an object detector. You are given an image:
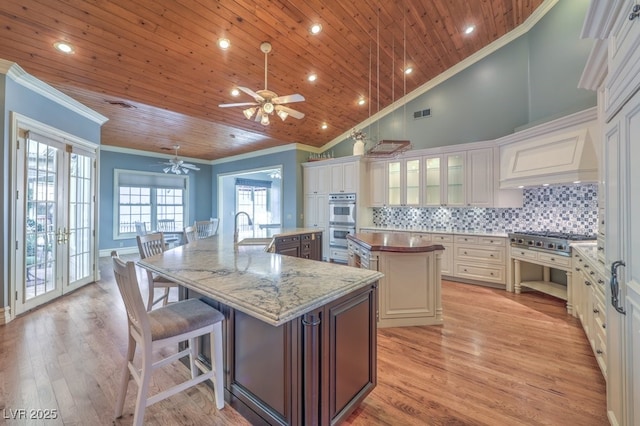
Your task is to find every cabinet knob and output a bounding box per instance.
[575,267,581,271]
[590,271,595,275]
[490,254,494,257]
[593,308,599,314]
[550,257,555,261]
[464,251,468,255]
[603,323,606,329]
[630,4,640,20]
[585,280,591,286]
[598,279,604,284]
[596,349,603,355]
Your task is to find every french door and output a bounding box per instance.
[13,125,96,315]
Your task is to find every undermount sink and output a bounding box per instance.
[235,237,273,247]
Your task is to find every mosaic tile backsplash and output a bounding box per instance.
[372,184,598,235]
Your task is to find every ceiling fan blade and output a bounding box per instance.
[275,105,305,119]
[219,102,260,108]
[272,93,305,104]
[237,86,264,102]
[255,108,263,122]
[182,163,200,170]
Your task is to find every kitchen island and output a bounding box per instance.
[138,236,382,426]
[347,232,445,328]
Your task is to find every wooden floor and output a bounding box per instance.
[0,255,607,425]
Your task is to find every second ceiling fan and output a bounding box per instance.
[219,42,305,125]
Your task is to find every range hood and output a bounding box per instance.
[498,109,599,189]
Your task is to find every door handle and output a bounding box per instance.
[610,260,626,315]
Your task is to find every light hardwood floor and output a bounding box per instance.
[0,255,607,425]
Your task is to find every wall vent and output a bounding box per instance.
[413,108,431,119]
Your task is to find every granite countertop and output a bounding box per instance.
[271,227,324,238]
[138,236,382,327]
[348,232,445,253]
[359,226,508,238]
[571,242,605,276]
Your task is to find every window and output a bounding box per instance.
[114,170,188,238]
[235,178,272,238]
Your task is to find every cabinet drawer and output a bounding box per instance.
[510,247,538,260]
[454,235,478,244]
[593,296,606,337]
[454,263,505,284]
[478,236,505,246]
[595,327,607,378]
[410,232,432,242]
[454,245,505,264]
[431,233,454,243]
[537,252,571,267]
[275,235,300,244]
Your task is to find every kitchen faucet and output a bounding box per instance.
[233,211,253,244]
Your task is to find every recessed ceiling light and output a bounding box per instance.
[542,183,550,187]
[308,73,317,82]
[54,41,74,54]
[358,98,366,106]
[465,26,475,35]
[517,185,524,189]
[321,123,328,129]
[231,88,240,96]
[218,38,230,49]
[573,180,581,184]
[404,67,413,75]
[310,23,322,35]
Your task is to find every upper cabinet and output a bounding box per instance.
[367,144,522,208]
[329,161,358,194]
[387,158,421,207]
[303,164,329,195]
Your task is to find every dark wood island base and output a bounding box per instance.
[184,281,378,426]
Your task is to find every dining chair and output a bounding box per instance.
[157,218,181,247]
[134,222,148,237]
[183,225,197,243]
[110,251,224,426]
[194,219,217,239]
[136,233,179,311]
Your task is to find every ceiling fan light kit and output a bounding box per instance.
[219,42,305,125]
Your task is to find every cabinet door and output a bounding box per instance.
[387,161,401,206]
[445,153,465,206]
[304,194,327,228]
[304,165,329,195]
[466,148,493,207]
[404,158,421,206]
[368,161,386,207]
[423,155,443,206]
[342,161,357,193]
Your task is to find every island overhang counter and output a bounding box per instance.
[347,232,445,328]
[137,236,383,426]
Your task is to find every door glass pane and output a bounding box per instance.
[388,162,401,205]
[69,153,93,283]
[25,139,58,299]
[405,159,420,205]
[447,154,464,205]
[425,157,441,205]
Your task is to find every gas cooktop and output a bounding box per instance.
[508,231,597,256]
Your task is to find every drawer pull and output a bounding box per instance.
[575,267,581,271]
[598,279,604,284]
[464,251,468,255]
[585,280,591,286]
[596,349,603,355]
[550,257,555,261]
[520,251,525,255]
[490,272,494,276]
[584,264,589,268]
[490,254,494,257]
[593,308,599,314]
[602,323,606,329]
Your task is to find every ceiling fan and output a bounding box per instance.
[161,145,200,174]
[219,42,305,125]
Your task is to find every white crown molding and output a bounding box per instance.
[578,39,608,91]
[580,0,626,39]
[1,59,109,125]
[495,107,598,146]
[100,144,210,164]
[210,143,315,165]
[324,0,560,150]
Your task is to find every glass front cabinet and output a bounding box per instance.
[423,153,466,207]
[387,158,421,207]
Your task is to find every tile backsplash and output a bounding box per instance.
[371,184,598,235]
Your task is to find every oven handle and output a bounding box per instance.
[610,260,626,315]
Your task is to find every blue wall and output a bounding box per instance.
[330,0,596,155]
[98,149,213,251]
[1,72,102,307]
[213,149,302,233]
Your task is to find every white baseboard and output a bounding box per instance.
[99,246,139,257]
[0,306,12,325]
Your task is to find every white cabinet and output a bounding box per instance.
[303,193,326,228]
[466,148,493,207]
[387,158,421,207]
[423,233,454,276]
[452,235,506,286]
[422,152,465,207]
[303,164,329,195]
[368,161,386,207]
[329,161,357,193]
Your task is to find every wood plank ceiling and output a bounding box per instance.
[0,0,545,160]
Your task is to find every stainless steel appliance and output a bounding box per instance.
[328,193,356,225]
[508,231,596,256]
[329,193,356,263]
